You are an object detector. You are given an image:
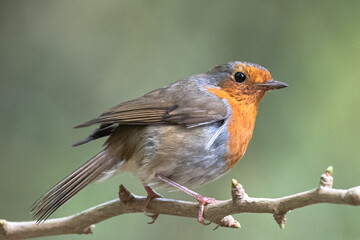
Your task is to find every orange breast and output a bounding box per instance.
[207,88,258,169]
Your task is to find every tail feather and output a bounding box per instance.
[31,151,116,222]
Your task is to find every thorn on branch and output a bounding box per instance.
[231,178,247,204]
[0,219,7,237]
[273,213,287,230]
[213,215,241,230]
[319,166,334,189]
[118,185,135,203]
[82,225,95,234]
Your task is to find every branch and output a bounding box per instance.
[1,167,359,239]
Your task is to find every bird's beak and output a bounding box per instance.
[255,80,288,90]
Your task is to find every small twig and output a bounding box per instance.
[319,166,334,188]
[1,167,359,239]
[273,213,287,229]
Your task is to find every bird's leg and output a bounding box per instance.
[156,174,216,225]
[142,184,163,224]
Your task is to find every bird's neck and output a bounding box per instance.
[207,88,263,169]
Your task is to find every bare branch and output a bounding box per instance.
[1,167,359,239]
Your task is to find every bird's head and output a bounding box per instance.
[207,61,287,105]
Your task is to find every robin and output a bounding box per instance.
[31,61,287,224]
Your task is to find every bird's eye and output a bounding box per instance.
[234,72,246,83]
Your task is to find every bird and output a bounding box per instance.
[31,61,287,224]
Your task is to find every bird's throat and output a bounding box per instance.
[207,87,259,169]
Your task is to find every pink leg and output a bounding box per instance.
[143,185,163,224]
[156,174,216,225]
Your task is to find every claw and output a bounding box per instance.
[144,212,159,224]
[142,185,162,224]
[199,218,212,225]
[202,220,212,225]
[213,224,220,230]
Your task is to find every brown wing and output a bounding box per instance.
[73,78,229,146]
[74,104,172,128]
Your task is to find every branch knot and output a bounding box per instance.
[273,212,287,229]
[118,185,135,203]
[0,219,8,237]
[213,215,241,230]
[231,179,247,204]
[319,166,333,188]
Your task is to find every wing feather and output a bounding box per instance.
[73,79,230,146]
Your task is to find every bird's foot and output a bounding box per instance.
[196,196,217,225]
[156,174,217,225]
[143,185,163,224]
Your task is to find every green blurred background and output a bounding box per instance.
[1,1,359,239]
